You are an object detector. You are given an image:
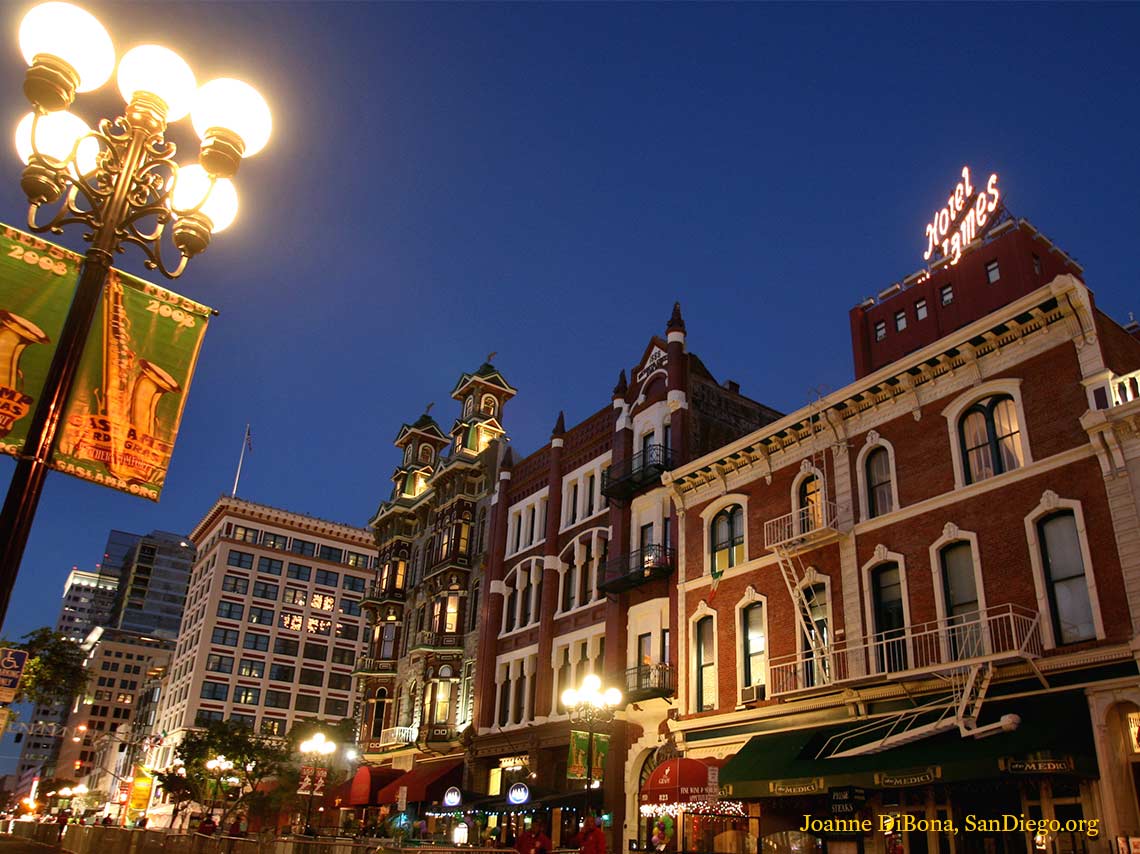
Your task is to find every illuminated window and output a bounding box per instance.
[940,284,954,305]
[895,310,907,332]
[958,394,1023,484]
[710,505,744,572]
[283,588,307,606]
[742,603,766,689]
[418,444,433,465]
[233,686,260,705]
[874,321,886,342]
[985,259,1000,284]
[307,618,332,636]
[481,394,497,416]
[797,475,823,533]
[915,298,927,320]
[311,593,335,612]
[279,613,304,631]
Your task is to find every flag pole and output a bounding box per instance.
[232,424,250,498]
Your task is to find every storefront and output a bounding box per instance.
[640,758,752,854]
[374,757,466,839]
[717,692,1099,854]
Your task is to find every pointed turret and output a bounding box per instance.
[552,411,566,437]
[613,369,628,399]
[667,301,686,333]
[500,447,514,470]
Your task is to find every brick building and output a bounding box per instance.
[662,215,1140,854]
[467,307,780,847]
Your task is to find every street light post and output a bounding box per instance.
[561,674,622,819]
[0,2,272,627]
[299,732,335,837]
[204,755,233,821]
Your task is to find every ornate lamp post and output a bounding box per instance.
[561,674,622,819]
[204,755,234,820]
[0,1,272,625]
[299,732,335,836]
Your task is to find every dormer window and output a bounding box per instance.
[481,394,497,416]
[418,444,434,465]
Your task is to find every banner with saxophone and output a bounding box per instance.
[0,222,212,501]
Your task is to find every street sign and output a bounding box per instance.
[0,648,29,704]
[397,785,407,811]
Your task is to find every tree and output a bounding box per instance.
[153,768,199,828]
[1,629,87,706]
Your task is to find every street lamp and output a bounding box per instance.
[204,755,234,820]
[0,1,272,624]
[561,674,622,819]
[299,732,335,837]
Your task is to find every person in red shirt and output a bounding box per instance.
[580,815,605,854]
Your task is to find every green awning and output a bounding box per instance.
[719,691,1097,798]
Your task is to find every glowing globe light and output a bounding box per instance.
[117,45,196,120]
[171,164,237,232]
[192,78,272,157]
[15,111,98,174]
[19,2,115,94]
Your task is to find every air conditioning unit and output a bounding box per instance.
[740,684,766,704]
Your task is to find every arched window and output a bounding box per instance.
[1038,511,1095,645]
[695,616,716,712]
[711,505,745,572]
[418,444,434,464]
[403,445,413,465]
[939,541,981,658]
[481,394,497,416]
[958,394,1023,484]
[797,475,822,533]
[463,395,474,417]
[865,447,893,518]
[871,563,907,673]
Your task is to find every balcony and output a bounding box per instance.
[601,444,674,502]
[361,726,418,752]
[353,656,397,676]
[624,663,676,703]
[422,725,458,744]
[361,582,406,607]
[767,603,1042,697]
[410,631,463,651]
[763,500,842,551]
[597,545,676,594]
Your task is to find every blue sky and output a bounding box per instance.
[0,1,1137,659]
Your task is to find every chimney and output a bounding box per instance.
[723,379,740,395]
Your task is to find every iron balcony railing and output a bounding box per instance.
[766,602,1042,697]
[362,582,406,605]
[376,725,418,746]
[624,663,676,702]
[597,544,676,594]
[601,444,674,501]
[763,500,841,550]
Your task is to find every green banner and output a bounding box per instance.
[0,222,213,501]
[568,730,589,780]
[592,732,609,783]
[0,225,84,451]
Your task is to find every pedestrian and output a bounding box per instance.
[101,816,113,827]
[532,820,552,854]
[199,815,218,836]
[515,824,536,854]
[228,818,243,838]
[580,815,605,854]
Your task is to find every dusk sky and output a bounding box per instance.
[0,0,1137,659]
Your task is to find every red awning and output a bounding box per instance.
[376,758,464,805]
[640,758,724,806]
[348,766,405,807]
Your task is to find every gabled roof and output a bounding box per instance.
[450,362,517,399]
[394,414,448,447]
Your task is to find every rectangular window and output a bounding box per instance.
[233,686,261,705]
[248,606,274,625]
[196,710,224,726]
[310,593,335,612]
[274,637,299,656]
[586,474,595,516]
[299,668,323,687]
[243,632,269,651]
[742,603,766,688]
[229,713,255,730]
[227,550,253,569]
[318,545,343,564]
[262,533,288,549]
[290,539,315,557]
[269,664,294,682]
[222,575,249,594]
[874,321,886,342]
[303,642,328,661]
[205,654,233,674]
[307,618,332,636]
[238,659,265,678]
[336,622,359,641]
[257,556,283,576]
[330,647,355,665]
[252,581,278,600]
[342,575,366,593]
[261,718,284,736]
[1033,254,1042,276]
[283,588,307,606]
[941,284,954,305]
[216,601,244,620]
[294,694,320,713]
[915,298,927,320]
[328,673,352,691]
[211,628,238,647]
[986,259,1000,284]
[895,310,907,331]
[232,526,260,544]
[696,616,715,712]
[1039,511,1096,644]
[339,599,361,617]
[345,552,370,569]
[315,569,339,587]
[287,563,311,581]
[264,690,291,709]
[279,613,303,631]
[569,483,579,524]
[324,698,349,717]
[200,681,228,701]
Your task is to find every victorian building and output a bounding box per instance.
[663,213,1140,854]
[468,307,780,847]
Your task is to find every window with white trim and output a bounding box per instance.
[711,504,744,573]
[864,446,893,518]
[959,394,1023,483]
[741,602,766,690]
[1037,511,1095,645]
[695,616,716,712]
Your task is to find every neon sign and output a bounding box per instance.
[443,786,462,807]
[922,166,1000,266]
[507,782,530,805]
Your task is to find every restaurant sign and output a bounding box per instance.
[768,777,826,796]
[875,766,942,788]
[1001,757,1075,774]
